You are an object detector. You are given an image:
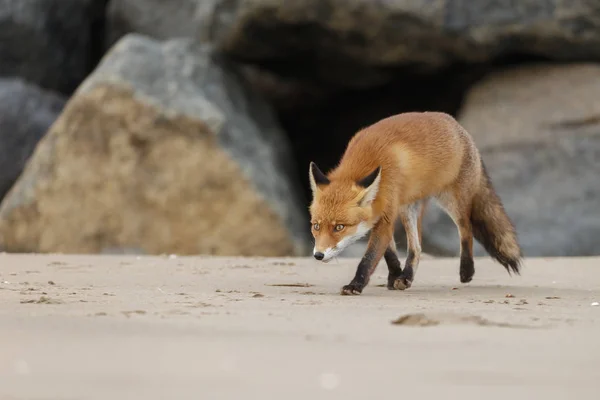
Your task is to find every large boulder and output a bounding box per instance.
[106,0,336,111]
[421,63,600,257]
[0,78,66,201]
[106,0,218,47]
[0,0,107,94]
[208,0,600,88]
[0,34,310,257]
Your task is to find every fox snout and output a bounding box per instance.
[313,246,331,262]
[312,235,339,262]
[312,245,339,263]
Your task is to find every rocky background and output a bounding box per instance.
[0,0,599,258]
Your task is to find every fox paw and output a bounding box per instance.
[387,268,413,290]
[460,261,474,283]
[389,277,412,290]
[341,283,363,295]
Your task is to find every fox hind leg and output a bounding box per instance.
[435,191,475,283]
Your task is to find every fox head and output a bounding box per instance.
[308,162,382,262]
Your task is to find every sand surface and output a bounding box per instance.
[0,253,599,399]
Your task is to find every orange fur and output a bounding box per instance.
[309,111,522,295]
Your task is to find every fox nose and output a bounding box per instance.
[314,252,324,261]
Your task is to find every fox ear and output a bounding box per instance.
[309,162,330,195]
[357,166,381,206]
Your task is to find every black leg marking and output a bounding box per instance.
[385,246,403,290]
[341,227,390,296]
[460,238,475,283]
[392,249,415,290]
[389,202,422,291]
[341,247,377,295]
[433,190,476,284]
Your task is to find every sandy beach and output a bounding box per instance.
[1,253,599,399]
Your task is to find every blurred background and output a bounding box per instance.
[0,0,598,259]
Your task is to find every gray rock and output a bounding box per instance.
[208,0,600,88]
[0,34,310,256]
[421,63,600,257]
[106,0,333,110]
[106,0,219,48]
[0,0,107,94]
[0,78,66,200]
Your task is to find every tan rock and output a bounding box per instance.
[0,34,310,257]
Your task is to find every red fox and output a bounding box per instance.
[308,111,522,295]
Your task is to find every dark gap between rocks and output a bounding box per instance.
[88,0,112,90]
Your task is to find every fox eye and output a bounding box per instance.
[313,223,320,231]
[334,224,345,232]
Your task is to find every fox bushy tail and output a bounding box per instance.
[470,160,522,275]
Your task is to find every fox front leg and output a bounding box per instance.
[341,222,392,295]
[385,245,404,290]
[388,201,425,290]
